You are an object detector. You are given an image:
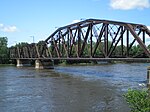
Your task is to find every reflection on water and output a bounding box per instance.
[0,63,149,112]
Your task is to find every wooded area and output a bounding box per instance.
[0,37,9,64]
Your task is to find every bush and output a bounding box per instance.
[124,89,150,112]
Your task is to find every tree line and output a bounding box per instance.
[1,37,150,64]
[0,37,9,64]
[50,40,149,58]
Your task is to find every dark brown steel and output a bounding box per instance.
[9,19,150,61]
[126,30,129,57]
[126,24,150,57]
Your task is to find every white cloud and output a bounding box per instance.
[110,0,150,10]
[71,20,81,24]
[0,23,4,27]
[0,23,18,32]
[2,26,17,32]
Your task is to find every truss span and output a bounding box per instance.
[10,19,150,61]
[45,19,150,59]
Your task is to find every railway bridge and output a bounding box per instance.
[9,19,150,69]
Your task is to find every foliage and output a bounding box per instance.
[15,42,28,47]
[0,37,9,64]
[0,37,8,56]
[49,40,148,63]
[124,89,150,112]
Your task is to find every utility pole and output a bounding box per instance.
[30,36,34,43]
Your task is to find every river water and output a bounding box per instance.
[0,63,149,112]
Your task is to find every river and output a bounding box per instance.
[0,63,149,112]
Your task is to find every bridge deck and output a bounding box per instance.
[11,58,150,62]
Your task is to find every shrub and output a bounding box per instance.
[124,89,150,112]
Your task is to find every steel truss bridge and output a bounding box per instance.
[10,19,150,62]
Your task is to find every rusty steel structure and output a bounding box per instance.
[9,42,50,59]
[10,19,150,61]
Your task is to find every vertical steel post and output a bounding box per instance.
[69,29,72,57]
[90,24,93,57]
[147,67,150,87]
[143,31,145,44]
[78,26,81,57]
[104,24,108,57]
[58,32,61,53]
[126,30,129,57]
[67,30,70,57]
[121,27,124,56]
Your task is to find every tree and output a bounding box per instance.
[0,37,9,64]
[15,42,28,47]
[129,45,145,57]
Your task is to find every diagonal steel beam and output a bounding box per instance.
[108,26,122,55]
[92,24,106,57]
[52,38,61,58]
[69,29,77,56]
[128,30,142,52]
[79,24,91,56]
[108,28,126,57]
[143,25,150,37]
[126,24,150,57]
[59,31,69,57]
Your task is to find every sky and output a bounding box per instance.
[0,0,150,46]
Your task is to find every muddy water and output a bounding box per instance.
[0,63,149,112]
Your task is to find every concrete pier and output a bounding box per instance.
[147,66,150,87]
[35,59,54,69]
[16,59,31,67]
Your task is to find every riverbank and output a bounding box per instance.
[57,60,150,67]
[0,64,15,66]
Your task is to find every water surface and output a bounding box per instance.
[0,63,149,112]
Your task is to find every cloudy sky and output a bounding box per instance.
[0,0,150,46]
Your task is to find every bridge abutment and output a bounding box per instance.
[16,59,31,67]
[147,67,150,87]
[35,59,54,69]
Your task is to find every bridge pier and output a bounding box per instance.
[16,59,31,67]
[147,67,150,87]
[35,59,54,69]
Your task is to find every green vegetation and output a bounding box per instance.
[0,37,9,64]
[1,36,150,64]
[51,40,147,58]
[124,89,150,112]
[14,42,28,47]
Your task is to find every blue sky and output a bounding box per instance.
[0,0,150,46]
